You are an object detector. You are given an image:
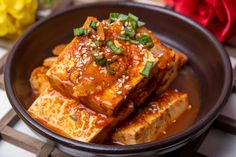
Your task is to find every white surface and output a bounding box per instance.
[198,128,236,157]
[0,48,7,59]
[0,89,36,157]
[0,141,35,157]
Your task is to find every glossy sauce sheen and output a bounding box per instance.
[159,66,200,139]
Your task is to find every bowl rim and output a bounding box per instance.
[4,1,233,154]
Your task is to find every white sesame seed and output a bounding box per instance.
[118,84,122,88]
[124,85,131,89]
[158,53,164,58]
[121,31,125,34]
[116,91,122,94]
[106,48,111,52]
[89,77,94,80]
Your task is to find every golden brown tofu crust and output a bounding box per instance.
[30,66,50,94]
[112,91,189,145]
[28,88,135,143]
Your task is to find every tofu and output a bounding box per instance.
[28,70,161,143]
[46,17,187,116]
[43,57,57,67]
[30,66,50,94]
[28,88,134,143]
[112,91,189,145]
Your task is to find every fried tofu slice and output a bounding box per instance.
[30,66,50,94]
[28,88,134,143]
[46,16,187,116]
[112,91,189,145]
[52,44,67,56]
[28,69,161,143]
[43,57,57,67]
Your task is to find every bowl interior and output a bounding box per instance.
[5,2,232,153]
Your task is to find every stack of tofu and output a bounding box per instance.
[28,14,189,144]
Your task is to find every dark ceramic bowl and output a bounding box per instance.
[4,2,233,157]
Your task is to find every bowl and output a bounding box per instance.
[4,2,233,156]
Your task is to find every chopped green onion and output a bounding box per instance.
[146,42,154,48]
[73,27,89,36]
[127,13,139,29]
[130,39,139,44]
[109,13,120,23]
[137,34,154,48]
[83,28,89,35]
[128,13,139,21]
[107,40,124,54]
[124,28,135,37]
[73,28,84,36]
[70,115,78,121]
[90,20,98,30]
[119,14,128,21]
[137,21,145,27]
[140,61,154,77]
[117,35,129,41]
[106,62,115,75]
[92,54,107,67]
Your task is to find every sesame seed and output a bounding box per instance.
[118,84,122,88]
[163,131,166,135]
[121,31,125,34]
[172,120,176,123]
[158,53,164,58]
[106,48,111,52]
[116,91,122,94]
[89,77,94,80]
[124,85,131,89]
[188,105,192,110]
[91,35,96,38]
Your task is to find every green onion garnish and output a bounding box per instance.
[128,13,138,21]
[73,27,89,36]
[92,54,107,67]
[119,14,128,21]
[137,34,154,48]
[130,39,139,44]
[90,20,98,30]
[109,13,120,23]
[140,61,154,77]
[137,21,145,27]
[117,35,129,41]
[106,62,115,75]
[92,53,116,75]
[124,28,135,37]
[107,40,124,54]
